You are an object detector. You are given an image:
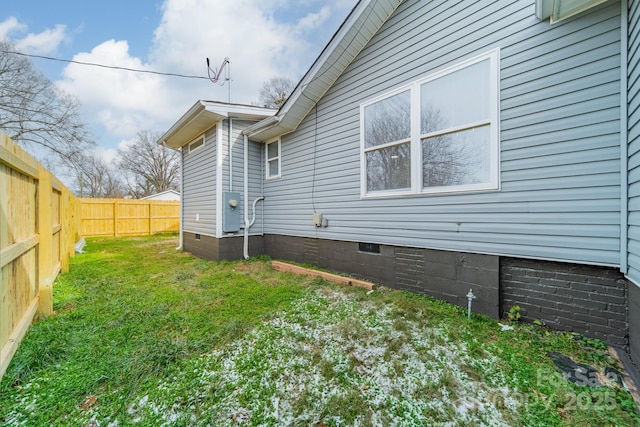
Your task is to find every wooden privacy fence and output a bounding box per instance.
[0,132,80,379]
[80,198,180,237]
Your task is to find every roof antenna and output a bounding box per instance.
[206,57,231,103]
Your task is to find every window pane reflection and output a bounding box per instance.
[422,125,490,188]
[364,91,411,148]
[421,59,490,134]
[366,143,411,192]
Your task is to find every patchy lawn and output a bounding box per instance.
[1,235,638,426]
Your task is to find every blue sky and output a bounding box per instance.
[1,0,356,162]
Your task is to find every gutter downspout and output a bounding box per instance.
[621,0,629,274]
[243,133,249,258]
[216,121,224,238]
[177,146,184,250]
[243,133,264,259]
[241,115,280,258]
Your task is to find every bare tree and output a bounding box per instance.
[0,40,95,169]
[71,153,126,198]
[117,130,179,198]
[258,76,296,109]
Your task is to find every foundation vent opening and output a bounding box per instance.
[359,242,380,254]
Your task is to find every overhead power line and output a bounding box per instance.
[2,50,210,80]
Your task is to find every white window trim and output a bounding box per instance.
[265,137,281,180]
[360,49,501,198]
[188,135,205,153]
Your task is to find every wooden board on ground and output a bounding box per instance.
[271,260,375,290]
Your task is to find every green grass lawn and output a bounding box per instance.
[1,234,639,426]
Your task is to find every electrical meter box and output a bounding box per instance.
[223,192,241,233]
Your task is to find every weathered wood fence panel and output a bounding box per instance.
[80,199,180,237]
[0,132,80,380]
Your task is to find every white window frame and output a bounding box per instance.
[265,137,281,179]
[188,135,205,153]
[360,49,500,198]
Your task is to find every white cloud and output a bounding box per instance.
[0,17,26,39]
[149,0,312,103]
[55,0,357,153]
[57,39,176,138]
[15,24,67,54]
[296,6,331,31]
[95,147,119,163]
[0,17,67,54]
[116,137,137,151]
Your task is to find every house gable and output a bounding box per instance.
[244,0,403,142]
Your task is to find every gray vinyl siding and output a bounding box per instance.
[220,119,264,234]
[221,119,241,195]
[182,127,217,236]
[248,140,264,234]
[628,0,640,284]
[263,0,622,266]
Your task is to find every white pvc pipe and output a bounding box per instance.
[177,146,184,250]
[244,196,265,259]
[243,135,265,259]
[244,134,249,258]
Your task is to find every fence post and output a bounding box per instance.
[60,187,70,273]
[67,191,76,259]
[37,168,53,316]
[113,200,119,237]
[148,201,153,235]
[74,198,82,246]
[73,194,80,255]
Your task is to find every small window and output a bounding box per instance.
[188,136,205,153]
[266,138,281,179]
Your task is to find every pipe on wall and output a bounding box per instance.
[177,146,184,250]
[243,133,264,259]
[244,197,265,259]
[621,0,629,273]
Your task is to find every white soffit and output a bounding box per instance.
[536,0,609,23]
[159,101,275,149]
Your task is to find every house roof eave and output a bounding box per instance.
[247,0,404,142]
[159,100,276,149]
[535,0,610,22]
[159,100,222,149]
[140,189,181,200]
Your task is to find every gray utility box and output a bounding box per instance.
[223,192,241,233]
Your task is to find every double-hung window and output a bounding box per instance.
[266,138,281,179]
[361,49,499,197]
